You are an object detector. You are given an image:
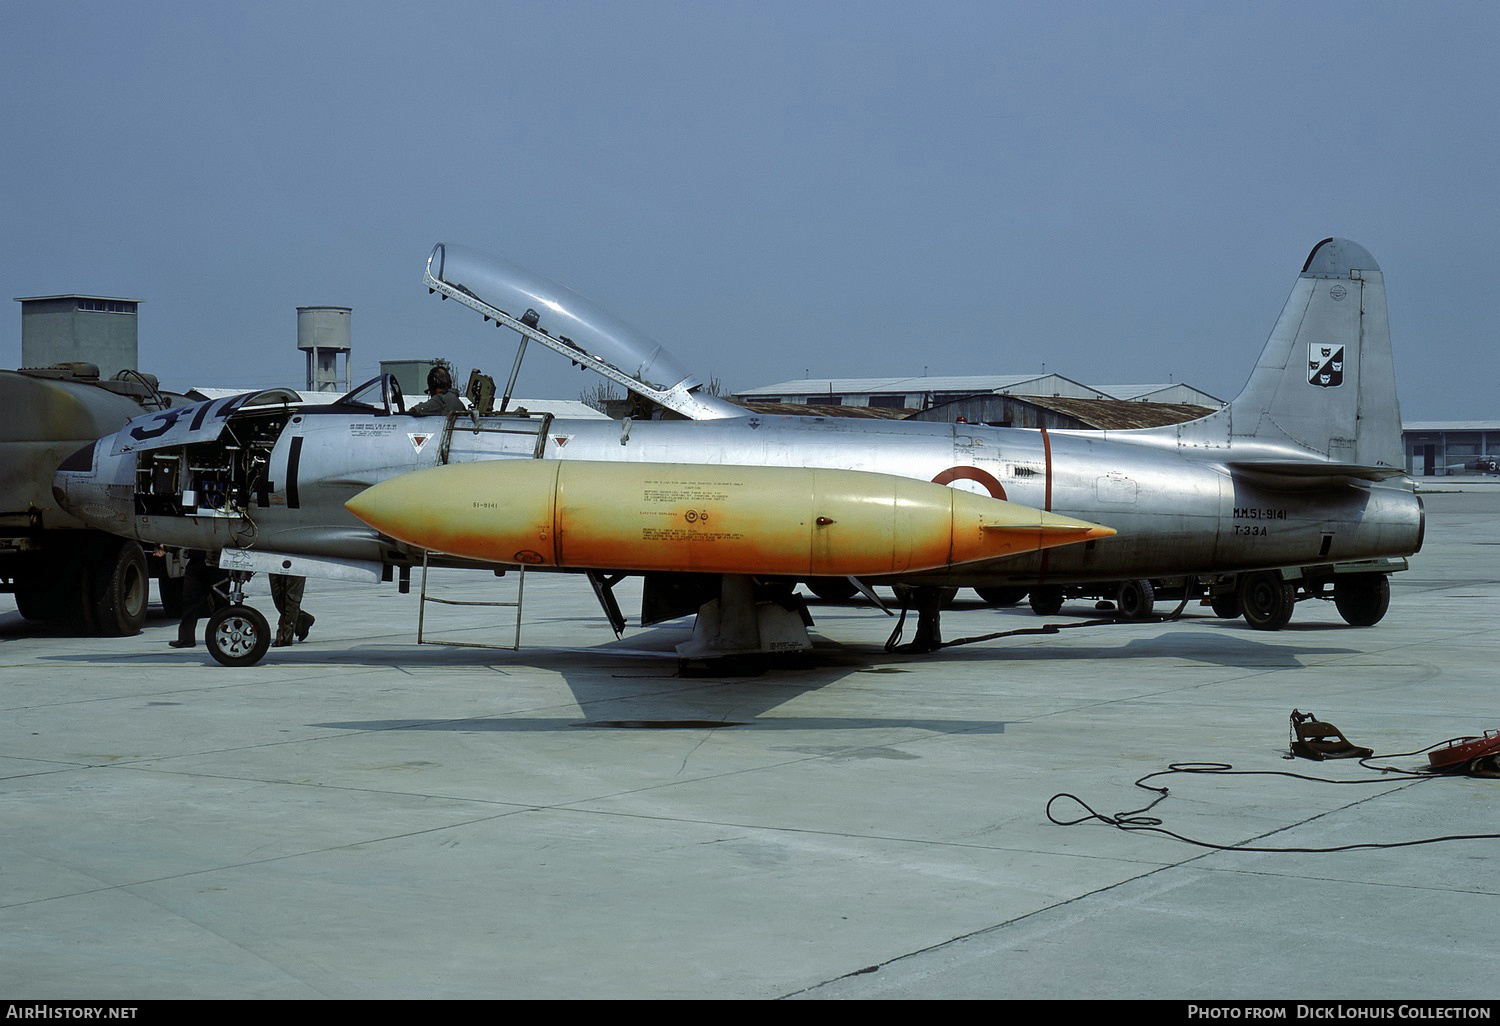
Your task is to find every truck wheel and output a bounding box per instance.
[206,606,271,667]
[1241,571,1296,630]
[91,539,149,636]
[975,586,1027,607]
[1029,586,1064,616]
[1117,579,1156,620]
[1334,575,1390,627]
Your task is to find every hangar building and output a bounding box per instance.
[1403,422,1500,476]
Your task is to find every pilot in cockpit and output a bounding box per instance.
[408,365,464,417]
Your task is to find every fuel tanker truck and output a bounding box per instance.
[1,363,187,635]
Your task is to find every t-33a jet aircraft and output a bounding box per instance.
[55,238,1423,666]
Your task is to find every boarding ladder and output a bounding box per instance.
[415,550,526,651]
[410,409,553,650]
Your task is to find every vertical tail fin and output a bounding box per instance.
[1168,238,1403,470]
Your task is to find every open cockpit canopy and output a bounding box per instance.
[424,244,740,420]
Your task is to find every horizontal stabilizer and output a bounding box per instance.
[1227,460,1407,490]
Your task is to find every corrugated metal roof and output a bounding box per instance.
[1404,421,1500,432]
[1091,382,1226,404]
[729,400,911,419]
[732,373,1103,397]
[15,294,143,303]
[1006,395,1217,429]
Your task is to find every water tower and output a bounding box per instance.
[297,306,351,393]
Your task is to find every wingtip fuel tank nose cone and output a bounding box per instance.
[344,474,443,546]
[347,461,563,564]
[346,476,424,542]
[342,486,378,524]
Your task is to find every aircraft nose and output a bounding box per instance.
[52,442,97,511]
[52,439,126,528]
[58,442,96,473]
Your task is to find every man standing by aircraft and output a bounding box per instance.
[269,574,314,648]
[408,365,463,417]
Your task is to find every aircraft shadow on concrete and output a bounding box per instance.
[16,606,1363,737]
[304,629,1355,735]
[19,611,1360,677]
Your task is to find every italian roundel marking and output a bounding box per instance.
[1308,343,1345,388]
[931,465,1007,500]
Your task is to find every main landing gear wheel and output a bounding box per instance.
[1209,590,1243,619]
[1116,579,1155,620]
[1240,571,1296,631]
[206,605,271,667]
[975,586,1027,607]
[1334,574,1391,627]
[805,577,859,602]
[1029,586,1064,617]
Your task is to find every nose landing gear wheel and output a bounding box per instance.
[206,605,272,667]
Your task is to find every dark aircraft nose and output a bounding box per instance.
[52,441,106,522]
[59,442,95,472]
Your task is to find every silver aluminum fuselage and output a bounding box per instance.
[62,404,1421,585]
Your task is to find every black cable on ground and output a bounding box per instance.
[940,585,1195,650]
[1046,748,1500,853]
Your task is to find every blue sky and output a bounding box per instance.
[3,1,1495,417]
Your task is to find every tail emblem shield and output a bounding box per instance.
[1308,344,1345,388]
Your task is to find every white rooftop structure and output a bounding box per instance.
[731,374,1231,411]
[1089,382,1225,406]
[506,398,610,420]
[1404,420,1500,432]
[731,373,1107,409]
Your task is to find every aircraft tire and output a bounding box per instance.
[1029,586,1064,617]
[937,586,960,609]
[206,605,272,667]
[90,539,148,637]
[975,586,1027,607]
[1117,579,1155,620]
[1240,571,1296,631]
[806,577,859,602]
[1209,591,1243,619]
[1333,574,1390,627]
